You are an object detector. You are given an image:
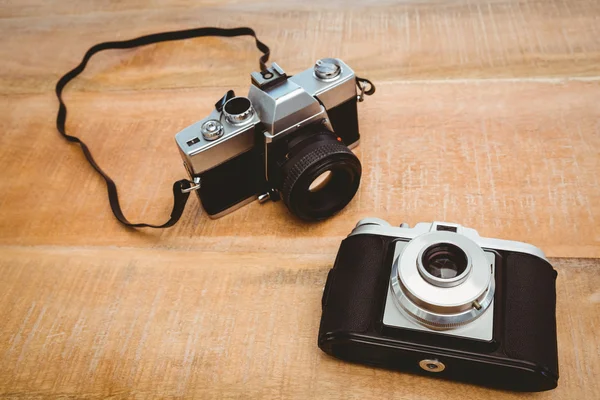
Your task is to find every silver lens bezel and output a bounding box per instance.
[390,231,495,329]
[417,242,472,288]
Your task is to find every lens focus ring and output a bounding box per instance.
[390,231,495,329]
[281,140,361,221]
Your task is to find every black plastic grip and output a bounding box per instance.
[198,148,264,216]
[319,234,392,335]
[504,253,559,378]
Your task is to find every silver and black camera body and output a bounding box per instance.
[175,58,371,220]
[318,218,559,391]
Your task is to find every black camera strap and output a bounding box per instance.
[55,27,271,228]
[56,26,375,228]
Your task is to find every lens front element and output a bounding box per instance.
[308,170,333,192]
[420,243,469,286]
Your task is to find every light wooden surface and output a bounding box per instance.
[0,0,599,398]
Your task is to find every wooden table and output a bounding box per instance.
[1,1,599,398]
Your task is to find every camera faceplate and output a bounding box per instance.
[383,240,496,341]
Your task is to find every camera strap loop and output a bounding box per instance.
[55,27,270,228]
[355,76,376,102]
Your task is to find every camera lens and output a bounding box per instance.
[391,232,495,329]
[421,243,468,280]
[280,128,361,221]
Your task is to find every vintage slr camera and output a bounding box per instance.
[318,218,559,391]
[175,58,371,220]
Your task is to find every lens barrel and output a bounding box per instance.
[390,231,495,329]
[421,243,469,281]
[280,129,361,221]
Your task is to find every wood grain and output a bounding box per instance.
[2,0,600,94]
[1,81,599,257]
[1,0,599,398]
[0,247,599,399]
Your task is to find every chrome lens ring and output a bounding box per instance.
[390,232,495,329]
[417,242,472,288]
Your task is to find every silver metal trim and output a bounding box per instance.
[390,233,495,329]
[313,58,343,81]
[223,97,255,125]
[383,241,496,341]
[419,359,445,373]
[348,219,548,261]
[181,177,201,193]
[201,120,224,141]
[289,58,356,110]
[258,192,271,203]
[175,108,259,175]
[248,79,324,139]
[417,242,472,288]
[357,80,367,102]
[262,106,330,143]
[391,269,495,329]
[250,62,287,87]
[272,62,286,76]
[383,282,495,340]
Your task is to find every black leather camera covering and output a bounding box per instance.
[326,97,360,146]
[318,234,559,391]
[320,235,394,334]
[197,146,265,216]
[503,252,559,377]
